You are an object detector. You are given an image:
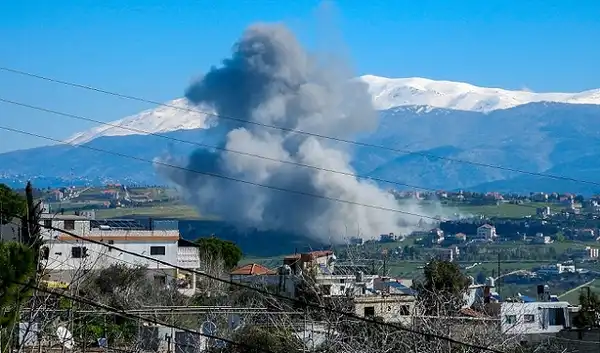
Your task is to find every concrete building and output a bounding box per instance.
[477,224,497,240]
[39,214,201,296]
[501,301,571,335]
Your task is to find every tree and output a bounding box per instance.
[0,184,26,224]
[215,325,302,353]
[0,242,36,348]
[574,288,600,328]
[195,237,242,269]
[413,259,471,315]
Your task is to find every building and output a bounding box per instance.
[432,247,459,262]
[587,247,599,259]
[283,250,336,276]
[39,214,201,296]
[536,263,576,276]
[501,301,571,335]
[536,206,551,217]
[454,233,467,242]
[477,224,497,240]
[230,263,278,285]
[533,233,553,244]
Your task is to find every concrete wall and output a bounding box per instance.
[501,302,570,335]
[353,295,415,325]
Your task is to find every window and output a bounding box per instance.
[364,306,375,318]
[505,315,517,324]
[150,246,166,256]
[43,220,52,228]
[72,247,83,258]
[524,314,535,323]
[399,305,411,315]
[63,220,75,230]
[549,308,566,326]
[40,246,49,260]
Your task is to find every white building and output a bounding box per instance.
[501,301,571,335]
[536,263,576,276]
[39,214,201,296]
[477,224,497,240]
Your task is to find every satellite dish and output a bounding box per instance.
[201,321,217,336]
[56,326,74,350]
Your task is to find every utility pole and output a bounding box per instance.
[382,249,388,277]
[497,252,501,293]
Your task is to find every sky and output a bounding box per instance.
[1,0,599,153]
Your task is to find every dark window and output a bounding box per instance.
[364,306,375,318]
[72,247,83,258]
[549,308,566,326]
[505,315,517,324]
[64,220,75,230]
[150,246,166,256]
[524,314,535,323]
[43,220,52,228]
[40,246,49,260]
[399,305,410,315]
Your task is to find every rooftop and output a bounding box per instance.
[230,263,276,276]
[284,250,334,261]
[39,214,90,220]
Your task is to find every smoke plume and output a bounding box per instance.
[157,23,427,242]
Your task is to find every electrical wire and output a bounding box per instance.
[0,124,445,221]
[11,279,278,353]
[0,98,434,193]
[11,217,507,353]
[1,66,598,187]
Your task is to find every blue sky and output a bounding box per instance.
[1,0,599,153]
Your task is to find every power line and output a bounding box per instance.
[0,98,437,193]
[0,98,566,217]
[12,279,278,353]
[10,217,506,353]
[0,124,444,221]
[1,66,598,187]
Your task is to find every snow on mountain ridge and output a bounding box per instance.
[66,98,215,145]
[360,75,600,112]
[67,75,600,145]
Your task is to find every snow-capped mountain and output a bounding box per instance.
[65,75,600,145]
[66,99,216,145]
[362,75,600,112]
[5,102,600,194]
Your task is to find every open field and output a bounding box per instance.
[94,204,213,219]
[558,279,599,304]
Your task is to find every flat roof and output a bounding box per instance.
[39,214,90,220]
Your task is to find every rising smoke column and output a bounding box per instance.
[157,23,424,242]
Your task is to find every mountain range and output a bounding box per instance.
[2,75,600,194]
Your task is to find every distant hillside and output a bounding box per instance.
[3,102,600,194]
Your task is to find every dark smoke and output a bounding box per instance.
[156,23,428,242]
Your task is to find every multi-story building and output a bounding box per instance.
[477,224,497,240]
[39,213,201,296]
